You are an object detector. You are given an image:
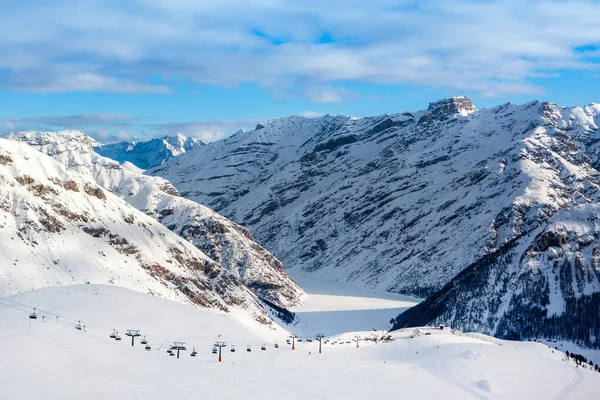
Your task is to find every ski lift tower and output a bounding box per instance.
[316,334,325,354]
[289,334,299,350]
[214,341,227,362]
[126,330,141,347]
[172,342,186,359]
[354,335,361,348]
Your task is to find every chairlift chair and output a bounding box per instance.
[190,347,197,357]
[110,329,117,339]
[145,345,151,351]
[169,353,175,356]
[274,343,279,349]
[212,346,218,354]
[75,320,82,331]
[115,331,122,340]
[29,308,37,319]
[167,349,173,354]
[231,345,236,352]
[141,335,148,345]
[261,344,266,351]
[247,345,252,352]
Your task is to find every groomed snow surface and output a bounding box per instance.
[2,285,600,399]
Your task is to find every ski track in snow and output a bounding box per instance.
[549,365,584,400]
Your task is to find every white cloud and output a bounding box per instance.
[303,86,346,103]
[0,1,598,97]
[299,110,326,118]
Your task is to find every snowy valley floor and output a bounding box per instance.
[1,285,600,399]
[288,273,420,336]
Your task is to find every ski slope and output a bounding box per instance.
[1,285,599,399]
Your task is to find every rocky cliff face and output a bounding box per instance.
[7,131,304,307]
[0,138,273,325]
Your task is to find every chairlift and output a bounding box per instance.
[115,331,122,341]
[261,344,266,351]
[167,349,173,354]
[75,320,82,331]
[169,352,175,356]
[110,329,116,339]
[274,343,279,349]
[231,345,236,352]
[145,345,152,351]
[247,345,252,352]
[29,308,37,319]
[141,335,148,345]
[190,347,197,357]
[297,339,303,342]
[212,346,218,354]
[307,339,312,342]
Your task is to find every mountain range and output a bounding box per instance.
[95,133,203,169]
[4,96,600,348]
[146,97,600,347]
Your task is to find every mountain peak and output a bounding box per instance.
[427,96,476,119]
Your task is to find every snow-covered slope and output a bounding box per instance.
[2,285,599,399]
[6,131,303,307]
[0,138,274,325]
[95,133,203,169]
[149,98,600,296]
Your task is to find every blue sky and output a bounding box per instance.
[0,0,599,143]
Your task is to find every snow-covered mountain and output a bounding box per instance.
[95,133,203,169]
[0,138,273,325]
[6,131,303,307]
[148,97,600,346]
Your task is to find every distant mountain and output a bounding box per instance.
[95,134,204,169]
[6,130,303,307]
[0,138,274,325]
[148,97,600,346]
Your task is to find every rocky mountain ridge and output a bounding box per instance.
[6,130,303,307]
[0,138,273,326]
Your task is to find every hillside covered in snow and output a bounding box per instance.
[0,138,274,325]
[148,97,600,346]
[5,131,303,307]
[2,284,599,399]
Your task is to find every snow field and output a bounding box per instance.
[1,285,599,399]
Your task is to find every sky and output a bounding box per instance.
[0,0,599,143]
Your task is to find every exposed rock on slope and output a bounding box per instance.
[0,139,272,324]
[7,131,303,307]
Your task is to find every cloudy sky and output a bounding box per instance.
[0,0,599,142]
